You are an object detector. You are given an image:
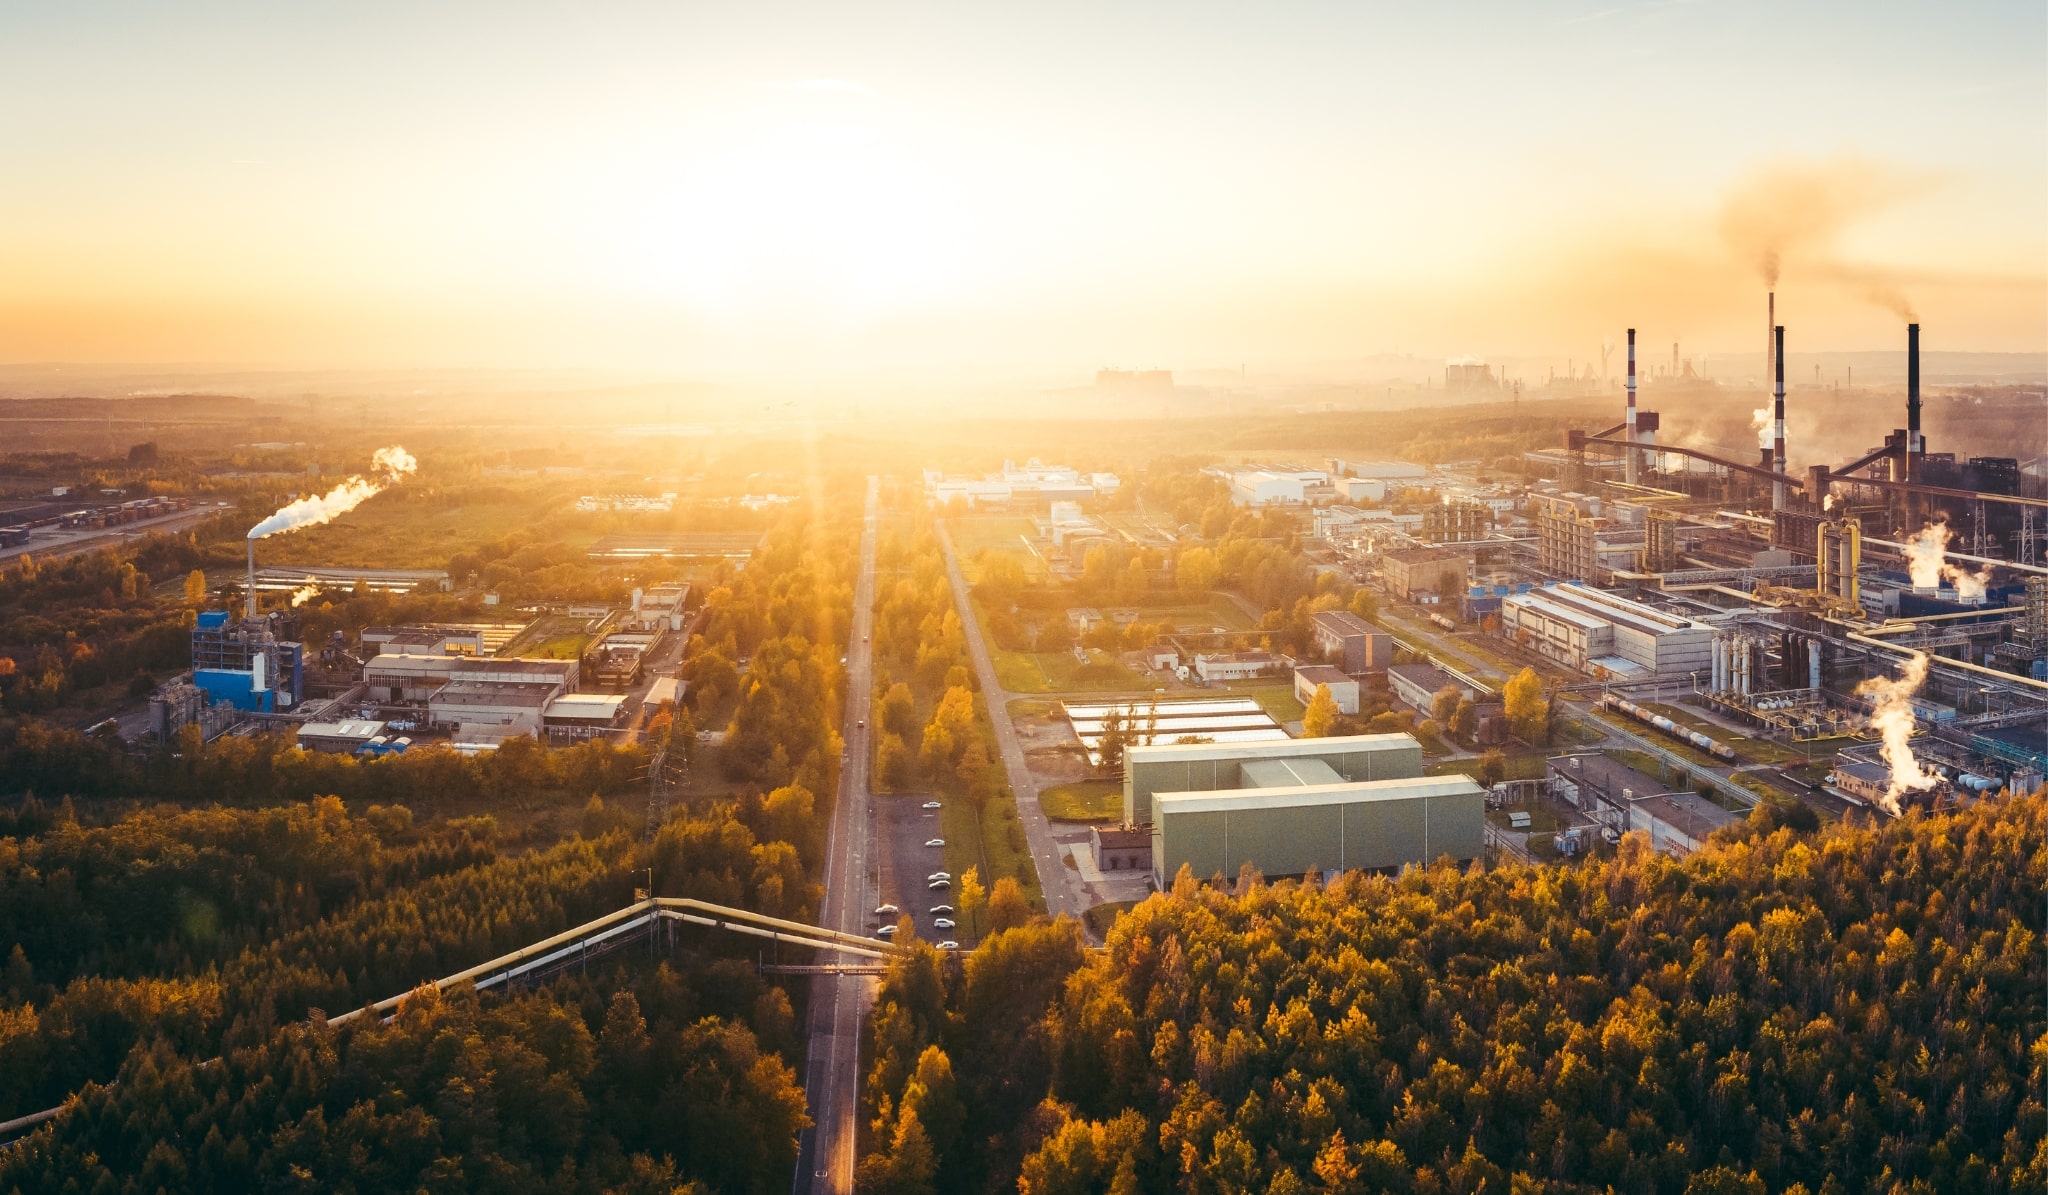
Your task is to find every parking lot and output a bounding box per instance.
[867,793,960,947]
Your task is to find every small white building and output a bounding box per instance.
[1293,664,1360,715]
[1194,651,1277,682]
[296,720,386,753]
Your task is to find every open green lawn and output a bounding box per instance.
[1235,682,1306,723]
[1040,779,1122,822]
[991,647,1147,694]
[946,516,1047,577]
[501,614,599,660]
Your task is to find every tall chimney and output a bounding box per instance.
[246,539,258,621]
[1773,325,1787,511]
[1906,322,1921,481]
[1766,292,1775,384]
[1624,328,1638,483]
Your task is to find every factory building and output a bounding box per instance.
[1292,665,1360,715]
[1229,470,1326,507]
[362,626,487,657]
[1388,663,1476,713]
[1310,609,1393,673]
[1547,753,1736,857]
[364,654,579,703]
[1147,739,1484,885]
[296,720,388,753]
[429,679,566,743]
[542,693,630,742]
[1329,459,1429,482]
[191,610,304,712]
[1123,732,1424,826]
[1499,583,1712,678]
[1535,497,1600,581]
[1381,549,1467,601]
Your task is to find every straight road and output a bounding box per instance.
[794,478,882,1195]
[934,522,1090,921]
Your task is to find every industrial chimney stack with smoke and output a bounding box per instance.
[246,541,258,621]
[1624,328,1638,484]
[1906,322,1921,481]
[1773,325,1787,511]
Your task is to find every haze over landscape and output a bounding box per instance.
[2,0,2044,388]
[0,5,2043,1195]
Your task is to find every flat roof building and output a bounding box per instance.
[1124,732,1423,826]
[1501,583,1711,677]
[364,654,579,704]
[1152,772,1484,885]
[1293,665,1360,715]
[1381,549,1467,601]
[429,679,563,743]
[1309,609,1393,673]
[296,720,386,753]
[544,693,629,742]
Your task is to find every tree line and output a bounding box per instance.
[856,795,2045,1194]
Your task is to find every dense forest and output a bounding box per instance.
[857,796,2046,1194]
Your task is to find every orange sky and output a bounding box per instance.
[1,2,2042,380]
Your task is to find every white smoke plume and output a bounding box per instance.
[1853,652,1939,815]
[1751,406,1772,450]
[1822,493,1837,512]
[248,446,418,540]
[1899,520,1997,600]
[290,583,323,607]
[1899,522,1951,588]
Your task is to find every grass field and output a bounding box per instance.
[1235,681,1306,723]
[1040,779,1122,822]
[991,647,1147,694]
[501,614,600,660]
[258,489,567,569]
[946,516,1047,578]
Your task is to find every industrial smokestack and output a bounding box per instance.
[1765,292,1775,383]
[1773,324,1787,511]
[246,540,258,621]
[1624,328,1638,483]
[1906,322,1921,480]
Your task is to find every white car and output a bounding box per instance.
[874,904,899,917]
[936,940,960,951]
[876,924,899,938]
[921,801,941,810]
[927,878,951,891]
[927,871,951,882]
[933,917,955,930]
[929,904,954,915]
[925,838,945,848]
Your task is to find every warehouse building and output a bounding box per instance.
[1293,664,1360,715]
[296,720,387,753]
[1193,650,1277,682]
[1063,696,1287,768]
[1150,768,1484,885]
[542,693,629,742]
[1388,662,1474,712]
[1310,609,1393,673]
[1123,732,1424,825]
[1499,582,1712,677]
[362,626,487,656]
[429,680,564,743]
[364,654,579,703]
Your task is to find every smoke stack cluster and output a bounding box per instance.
[1772,325,1787,511]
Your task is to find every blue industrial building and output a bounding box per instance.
[192,610,304,712]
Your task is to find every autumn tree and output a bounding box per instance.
[956,867,987,939]
[1502,666,1548,743]
[1175,546,1221,597]
[986,876,1031,933]
[1302,684,1339,738]
[183,568,208,606]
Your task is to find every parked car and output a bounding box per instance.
[876,924,899,938]
[927,878,951,891]
[873,904,899,917]
[927,872,951,882]
[921,800,941,810]
[933,917,955,930]
[928,904,954,915]
[936,940,960,951]
[925,838,945,848]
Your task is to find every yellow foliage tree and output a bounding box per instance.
[1302,684,1339,738]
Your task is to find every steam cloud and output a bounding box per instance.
[1750,406,1773,450]
[248,446,418,540]
[290,582,323,607]
[1899,520,1995,600]
[1854,652,1939,815]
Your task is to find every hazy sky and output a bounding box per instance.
[1,1,2042,379]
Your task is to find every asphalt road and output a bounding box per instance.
[934,522,1090,922]
[794,478,880,1195]
[0,505,217,565]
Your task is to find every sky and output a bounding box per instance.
[0,0,2042,383]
